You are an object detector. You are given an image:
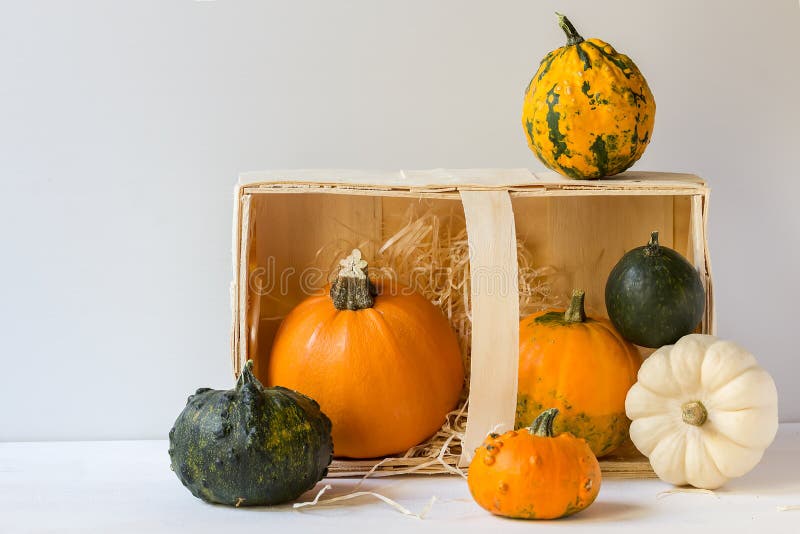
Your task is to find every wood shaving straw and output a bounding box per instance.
[777,505,800,511]
[310,204,557,474]
[657,488,719,499]
[294,484,438,519]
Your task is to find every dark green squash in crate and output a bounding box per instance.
[168,360,333,506]
[605,231,705,348]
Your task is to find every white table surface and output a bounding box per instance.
[2,424,799,534]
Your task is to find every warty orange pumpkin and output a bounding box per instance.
[516,289,642,457]
[266,249,464,459]
[468,408,601,519]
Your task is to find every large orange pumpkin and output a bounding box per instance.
[468,408,601,519]
[267,249,464,459]
[516,289,641,457]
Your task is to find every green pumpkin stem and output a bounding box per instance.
[528,408,559,437]
[564,289,587,323]
[645,231,661,256]
[330,249,377,311]
[556,13,584,46]
[237,359,257,388]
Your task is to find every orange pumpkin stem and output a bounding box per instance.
[564,289,587,323]
[528,408,559,437]
[330,249,377,310]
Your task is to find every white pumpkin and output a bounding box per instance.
[625,334,778,489]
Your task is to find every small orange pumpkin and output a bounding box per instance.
[267,249,464,459]
[468,408,601,519]
[517,289,642,457]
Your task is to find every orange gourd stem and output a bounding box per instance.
[329,249,377,310]
[563,289,587,323]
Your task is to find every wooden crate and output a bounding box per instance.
[230,169,713,479]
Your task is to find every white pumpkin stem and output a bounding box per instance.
[681,400,708,426]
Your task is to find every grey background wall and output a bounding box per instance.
[1,0,798,441]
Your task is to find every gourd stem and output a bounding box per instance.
[564,289,587,323]
[330,249,376,311]
[237,360,256,388]
[682,401,708,426]
[556,13,584,46]
[645,231,661,256]
[528,408,559,437]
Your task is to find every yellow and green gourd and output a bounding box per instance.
[522,14,655,179]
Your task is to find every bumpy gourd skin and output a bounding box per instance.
[522,16,655,179]
[168,361,333,506]
[605,232,705,348]
[469,409,601,519]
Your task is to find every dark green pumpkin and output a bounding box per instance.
[605,231,705,348]
[168,360,333,506]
